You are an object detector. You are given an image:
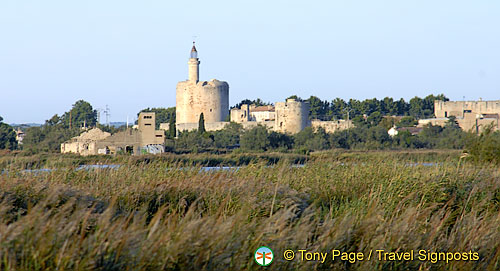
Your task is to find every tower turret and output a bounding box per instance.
[188,42,200,82]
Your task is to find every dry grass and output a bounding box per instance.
[0,153,499,270]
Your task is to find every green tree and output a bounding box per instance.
[46,114,61,126]
[464,125,500,164]
[367,111,383,127]
[379,116,397,130]
[22,100,94,153]
[352,115,368,127]
[286,95,303,102]
[307,96,331,121]
[393,131,423,148]
[294,127,329,151]
[360,98,382,116]
[168,118,176,139]
[0,116,18,150]
[409,94,448,119]
[23,124,78,153]
[240,125,269,151]
[268,131,293,150]
[213,122,242,148]
[175,130,214,152]
[61,100,97,128]
[198,113,206,134]
[394,98,409,116]
[397,116,418,127]
[330,98,347,119]
[409,97,426,119]
[347,99,363,119]
[232,99,270,109]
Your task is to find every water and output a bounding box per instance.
[199,166,240,172]
[76,164,121,170]
[1,164,122,175]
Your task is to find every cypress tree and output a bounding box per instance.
[198,113,206,134]
[168,118,176,138]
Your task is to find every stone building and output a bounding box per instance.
[249,105,275,122]
[175,43,229,130]
[435,100,500,118]
[61,112,165,156]
[423,100,500,132]
[96,112,165,155]
[230,104,250,123]
[168,43,353,135]
[230,104,276,123]
[61,128,111,156]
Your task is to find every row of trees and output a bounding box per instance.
[291,94,449,121]
[169,115,470,153]
[21,100,99,153]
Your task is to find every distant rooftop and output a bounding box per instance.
[250,105,275,112]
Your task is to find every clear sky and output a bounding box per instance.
[1,0,499,124]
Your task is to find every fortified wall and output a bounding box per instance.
[435,100,500,118]
[421,100,500,132]
[311,119,353,133]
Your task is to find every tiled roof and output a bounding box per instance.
[251,105,275,112]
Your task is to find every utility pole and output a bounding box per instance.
[97,109,101,125]
[344,107,353,129]
[104,105,110,127]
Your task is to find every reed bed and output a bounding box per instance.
[0,154,499,270]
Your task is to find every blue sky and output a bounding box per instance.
[1,0,499,124]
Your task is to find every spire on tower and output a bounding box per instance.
[190,41,198,58]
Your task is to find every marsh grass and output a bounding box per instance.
[0,152,308,170]
[0,152,499,270]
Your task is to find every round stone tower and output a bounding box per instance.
[176,43,229,126]
[275,99,310,134]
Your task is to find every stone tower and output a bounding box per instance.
[176,43,229,126]
[275,99,310,134]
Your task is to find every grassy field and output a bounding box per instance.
[0,150,499,270]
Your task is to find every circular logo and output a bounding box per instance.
[254,246,274,266]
